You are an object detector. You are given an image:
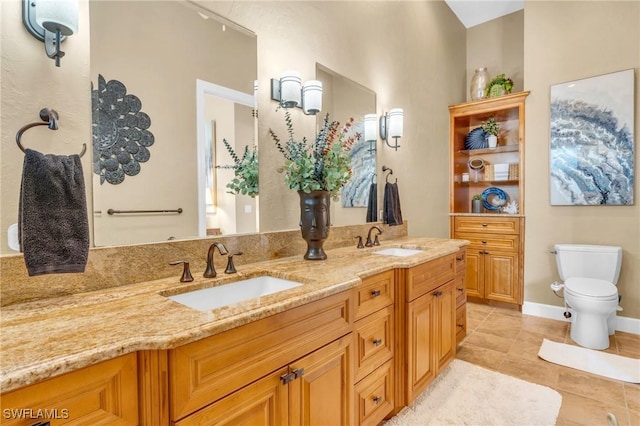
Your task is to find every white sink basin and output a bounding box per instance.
[372,248,424,257]
[167,276,303,311]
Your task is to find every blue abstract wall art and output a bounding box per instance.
[342,121,375,207]
[549,69,635,206]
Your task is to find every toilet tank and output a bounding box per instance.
[554,244,622,284]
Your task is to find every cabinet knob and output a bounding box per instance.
[457,323,464,330]
[457,287,464,293]
[482,223,488,227]
[371,289,381,298]
[482,240,487,244]
[373,396,382,404]
[373,339,383,347]
[456,255,464,261]
[433,290,443,297]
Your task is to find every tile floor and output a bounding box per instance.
[457,302,640,426]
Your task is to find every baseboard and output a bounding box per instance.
[522,302,640,335]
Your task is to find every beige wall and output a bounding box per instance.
[523,1,640,318]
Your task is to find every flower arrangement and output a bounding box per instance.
[216,139,259,197]
[485,73,514,98]
[481,117,500,136]
[269,110,358,198]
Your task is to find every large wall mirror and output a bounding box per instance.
[87,2,377,248]
[90,1,257,246]
[316,64,377,226]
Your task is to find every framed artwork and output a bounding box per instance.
[549,69,634,205]
[341,121,375,207]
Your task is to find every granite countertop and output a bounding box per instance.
[0,237,467,393]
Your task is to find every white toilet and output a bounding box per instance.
[552,244,622,350]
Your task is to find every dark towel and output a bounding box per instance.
[366,182,377,222]
[383,182,403,226]
[19,149,90,276]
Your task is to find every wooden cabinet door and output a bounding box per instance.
[174,368,288,426]
[464,248,484,298]
[406,291,435,403]
[485,250,520,304]
[289,335,353,426]
[434,280,456,372]
[1,354,138,426]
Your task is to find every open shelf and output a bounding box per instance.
[458,145,519,155]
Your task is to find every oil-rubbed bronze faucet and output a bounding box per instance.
[204,242,228,278]
[225,252,243,274]
[365,225,383,247]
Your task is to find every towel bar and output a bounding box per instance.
[107,208,183,215]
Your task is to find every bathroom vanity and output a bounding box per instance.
[0,236,467,425]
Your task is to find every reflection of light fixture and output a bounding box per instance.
[270,71,323,115]
[22,0,78,67]
[364,114,378,152]
[379,108,404,151]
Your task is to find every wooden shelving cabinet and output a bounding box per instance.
[449,92,529,309]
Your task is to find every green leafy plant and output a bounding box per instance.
[216,139,259,197]
[472,194,482,200]
[481,117,500,136]
[269,110,358,199]
[485,73,514,98]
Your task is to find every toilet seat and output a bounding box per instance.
[564,277,617,299]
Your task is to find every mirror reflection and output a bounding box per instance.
[316,64,377,226]
[89,0,257,246]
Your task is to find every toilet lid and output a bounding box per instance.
[564,277,617,298]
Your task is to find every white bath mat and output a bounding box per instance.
[538,338,640,383]
[383,359,562,426]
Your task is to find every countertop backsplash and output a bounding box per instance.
[0,222,408,306]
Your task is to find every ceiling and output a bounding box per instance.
[444,0,524,28]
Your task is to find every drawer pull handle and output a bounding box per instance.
[482,240,487,244]
[281,372,295,384]
[373,396,382,404]
[373,339,383,346]
[482,223,488,227]
[456,255,464,261]
[433,290,443,297]
[457,287,464,293]
[457,323,464,330]
[293,368,305,379]
[371,290,381,297]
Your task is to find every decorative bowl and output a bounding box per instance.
[465,128,488,150]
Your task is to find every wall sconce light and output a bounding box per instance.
[379,108,404,151]
[364,114,378,152]
[22,0,78,67]
[270,70,323,115]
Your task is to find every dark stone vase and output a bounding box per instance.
[298,190,330,260]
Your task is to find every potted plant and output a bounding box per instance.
[481,117,500,149]
[216,139,259,197]
[485,73,514,98]
[269,110,357,260]
[472,194,483,213]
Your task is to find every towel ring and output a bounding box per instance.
[382,165,397,184]
[16,108,87,157]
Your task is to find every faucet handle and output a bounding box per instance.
[169,260,194,282]
[354,236,364,249]
[225,252,243,274]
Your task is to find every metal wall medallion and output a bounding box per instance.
[91,74,154,185]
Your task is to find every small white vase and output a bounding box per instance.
[487,135,498,149]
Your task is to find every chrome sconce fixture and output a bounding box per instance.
[22,0,78,67]
[364,113,378,152]
[270,70,323,115]
[379,108,404,151]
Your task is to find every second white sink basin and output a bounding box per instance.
[372,248,424,257]
[167,276,303,311]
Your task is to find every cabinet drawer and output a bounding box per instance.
[169,290,353,421]
[354,305,394,382]
[453,216,520,235]
[406,254,455,301]
[456,304,467,345]
[354,360,394,426]
[354,270,394,320]
[454,232,519,252]
[454,248,466,274]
